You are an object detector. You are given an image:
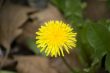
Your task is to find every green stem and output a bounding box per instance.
[61,57,78,73]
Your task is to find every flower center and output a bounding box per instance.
[49,30,66,43]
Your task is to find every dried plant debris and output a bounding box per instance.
[29,4,64,26]
[17,21,40,43]
[0,3,37,49]
[0,2,37,70]
[15,56,57,73]
[0,57,15,67]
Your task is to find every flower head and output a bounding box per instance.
[36,20,77,57]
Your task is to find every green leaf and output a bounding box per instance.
[51,0,83,25]
[26,38,40,55]
[107,0,110,9]
[97,19,110,32]
[86,23,110,60]
[65,0,83,25]
[76,21,94,69]
[105,53,110,72]
[26,38,45,56]
[0,71,16,73]
[51,0,65,12]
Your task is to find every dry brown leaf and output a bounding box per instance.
[0,3,37,49]
[0,57,15,67]
[17,21,40,43]
[30,4,64,25]
[15,56,57,73]
[29,4,64,25]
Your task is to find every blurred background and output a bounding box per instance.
[0,0,110,73]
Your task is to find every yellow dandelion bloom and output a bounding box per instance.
[36,20,77,57]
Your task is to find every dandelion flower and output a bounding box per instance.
[36,20,77,57]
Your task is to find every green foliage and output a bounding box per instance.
[77,21,108,73]
[26,38,45,56]
[105,53,110,73]
[0,71,16,73]
[51,0,65,12]
[86,21,110,73]
[87,22,110,59]
[26,38,40,55]
[107,0,110,9]
[51,0,84,25]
